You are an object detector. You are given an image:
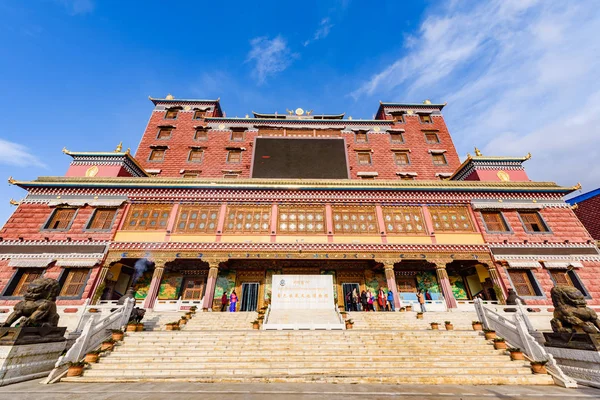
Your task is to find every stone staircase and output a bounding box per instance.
[63,311,554,385]
[349,310,480,330]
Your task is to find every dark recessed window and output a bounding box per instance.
[424,132,440,143]
[399,175,414,180]
[357,152,372,165]
[419,114,432,123]
[227,150,242,163]
[165,108,179,119]
[193,110,204,119]
[355,132,368,143]
[223,173,239,179]
[157,128,172,139]
[390,132,404,143]
[149,149,165,161]
[5,269,44,296]
[394,152,410,165]
[519,211,549,233]
[432,153,447,165]
[508,269,542,297]
[45,208,76,230]
[59,269,88,297]
[195,129,208,140]
[188,149,204,163]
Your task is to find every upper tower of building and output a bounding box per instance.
[134,95,461,180]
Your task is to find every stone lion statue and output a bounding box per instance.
[0,277,60,328]
[550,286,600,334]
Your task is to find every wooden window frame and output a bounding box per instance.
[193,110,204,120]
[331,206,379,235]
[123,204,172,231]
[428,206,475,232]
[227,150,242,163]
[394,114,404,123]
[194,128,208,141]
[156,127,173,140]
[149,149,166,162]
[277,206,327,235]
[382,206,428,235]
[389,132,404,144]
[507,269,543,297]
[58,268,90,298]
[223,173,239,179]
[223,205,272,234]
[399,175,415,181]
[165,108,179,120]
[181,278,205,300]
[431,153,447,165]
[355,132,368,144]
[419,114,433,124]
[518,211,550,233]
[424,132,440,144]
[3,269,44,297]
[43,208,77,231]
[393,151,410,166]
[230,130,245,142]
[548,269,590,297]
[188,148,204,163]
[85,208,118,231]
[174,205,220,234]
[481,211,510,233]
[357,152,372,165]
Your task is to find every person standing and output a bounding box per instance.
[425,289,432,301]
[220,291,228,312]
[417,290,426,312]
[361,290,368,312]
[367,290,374,311]
[387,289,395,311]
[352,287,359,311]
[229,290,238,312]
[377,288,386,312]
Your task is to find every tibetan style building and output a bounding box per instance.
[1,96,599,311]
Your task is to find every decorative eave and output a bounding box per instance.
[252,111,345,120]
[62,148,149,177]
[205,117,389,125]
[376,101,446,119]
[9,176,577,195]
[449,153,532,181]
[566,187,600,205]
[149,96,220,106]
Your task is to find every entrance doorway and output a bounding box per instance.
[181,278,205,300]
[342,283,360,311]
[240,282,259,311]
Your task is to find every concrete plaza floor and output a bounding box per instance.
[0,380,599,400]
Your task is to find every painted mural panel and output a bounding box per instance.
[448,271,469,299]
[364,270,387,294]
[133,271,152,299]
[158,273,183,300]
[213,269,237,307]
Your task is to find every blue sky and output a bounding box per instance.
[1,0,599,226]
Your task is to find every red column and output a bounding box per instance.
[143,261,166,309]
[202,261,220,311]
[434,261,457,309]
[384,262,400,309]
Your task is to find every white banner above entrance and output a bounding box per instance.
[271,274,334,310]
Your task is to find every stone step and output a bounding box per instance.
[111,343,497,351]
[62,374,553,385]
[109,349,505,357]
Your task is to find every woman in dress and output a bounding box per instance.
[367,290,374,311]
[229,290,238,312]
[377,288,386,311]
[360,290,368,312]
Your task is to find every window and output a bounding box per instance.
[332,207,378,234]
[432,153,447,165]
[193,110,204,119]
[181,278,204,300]
[399,175,415,181]
[429,206,475,232]
[227,150,242,163]
[87,208,117,230]
[419,114,432,123]
[174,205,220,233]
[519,211,549,233]
[223,173,239,179]
[157,127,172,139]
[8,270,43,297]
[231,130,245,141]
[355,132,368,143]
[194,128,208,141]
[548,269,589,296]
[223,206,271,234]
[278,206,326,234]
[44,208,76,230]
[394,115,404,123]
[390,132,404,143]
[182,173,198,178]
[59,269,88,297]
[394,151,410,165]
[357,152,372,165]
[481,211,510,232]
[382,206,427,235]
[508,270,540,297]
[188,149,204,163]
[123,204,172,231]
[165,108,179,119]
[424,132,440,143]
[149,149,165,161]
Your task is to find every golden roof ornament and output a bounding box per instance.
[115,142,123,152]
[62,147,70,154]
[572,182,582,191]
[8,176,15,185]
[525,152,532,160]
[423,99,432,105]
[286,109,293,115]
[474,147,482,156]
[125,148,131,155]
[571,204,579,211]
[306,110,313,116]
[466,153,472,159]
[165,93,174,100]
[9,198,19,206]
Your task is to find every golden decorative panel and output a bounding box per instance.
[174,205,220,233]
[382,206,427,235]
[223,205,271,234]
[428,206,475,232]
[277,206,326,234]
[123,204,172,231]
[332,206,378,235]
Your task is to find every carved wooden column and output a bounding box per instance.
[201,259,223,311]
[485,262,506,302]
[433,259,458,309]
[90,264,111,304]
[382,261,400,309]
[143,259,167,309]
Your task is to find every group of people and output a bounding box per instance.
[346,287,396,312]
[220,290,238,312]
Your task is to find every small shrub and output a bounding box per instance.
[530,360,548,365]
[492,337,506,342]
[483,328,495,333]
[67,361,88,367]
[508,347,521,352]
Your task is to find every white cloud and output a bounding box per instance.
[0,139,46,168]
[247,35,297,85]
[304,18,335,46]
[351,0,600,193]
[55,0,94,15]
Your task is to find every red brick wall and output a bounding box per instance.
[475,207,593,244]
[573,195,600,240]
[135,109,461,180]
[0,204,125,241]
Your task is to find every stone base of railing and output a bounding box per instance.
[545,346,600,389]
[544,332,600,351]
[0,341,66,386]
[0,327,67,346]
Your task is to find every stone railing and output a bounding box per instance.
[154,297,204,312]
[456,299,499,312]
[399,299,447,312]
[41,298,135,384]
[262,304,271,330]
[474,298,577,388]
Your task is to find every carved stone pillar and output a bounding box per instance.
[382,261,400,309]
[143,260,166,309]
[486,263,506,302]
[433,260,458,309]
[202,259,222,311]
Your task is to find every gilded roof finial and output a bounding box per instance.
[423,99,432,105]
[8,176,15,185]
[62,147,70,154]
[572,182,582,191]
[165,93,174,100]
[525,152,532,160]
[348,116,353,120]
[245,114,249,118]
[466,153,472,159]
[125,148,131,155]
[115,142,123,152]
[474,147,482,156]
[9,198,19,206]
[571,204,579,211]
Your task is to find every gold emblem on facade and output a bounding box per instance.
[373,126,381,132]
[218,124,226,130]
[184,105,191,111]
[295,108,304,116]
[86,166,99,177]
[497,170,510,182]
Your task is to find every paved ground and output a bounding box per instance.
[0,381,599,400]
